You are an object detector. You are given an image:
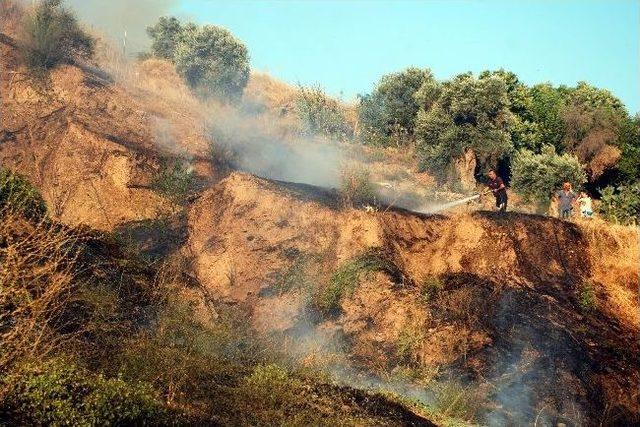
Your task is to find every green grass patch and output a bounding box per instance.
[0,358,167,426]
[420,276,444,303]
[578,281,597,312]
[0,169,47,219]
[316,250,395,315]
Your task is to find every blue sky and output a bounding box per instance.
[173,0,638,112]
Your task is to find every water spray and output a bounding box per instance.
[416,190,491,214]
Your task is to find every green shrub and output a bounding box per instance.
[339,164,376,207]
[176,24,249,100]
[151,158,195,204]
[511,146,587,210]
[432,381,483,422]
[270,257,309,296]
[420,277,443,303]
[241,364,299,409]
[317,251,393,315]
[598,184,640,225]
[358,67,434,146]
[0,358,166,425]
[0,169,47,219]
[147,16,250,100]
[578,281,597,312]
[296,85,353,142]
[22,0,94,74]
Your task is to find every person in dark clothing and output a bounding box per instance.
[555,182,577,219]
[486,169,507,212]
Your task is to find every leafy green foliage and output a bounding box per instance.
[22,0,94,74]
[511,146,586,207]
[597,184,640,225]
[146,16,187,60]
[147,17,250,100]
[358,67,434,145]
[415,72,513,180]
[151,158,195,204]
[479,70,542,152]
[0,169,47,219]
[528,83,568,151]
[0,358,166,425]
[317,251,393,315]
[295,85,353,141]
[174,24,250,100]
[615,115,640,183]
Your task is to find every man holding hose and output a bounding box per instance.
[486,169,507,212]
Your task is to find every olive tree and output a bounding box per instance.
[147,17,250,101]
[414,72,513,180]
[358,67,434,145]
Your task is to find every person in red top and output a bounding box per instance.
[486,169,507,212]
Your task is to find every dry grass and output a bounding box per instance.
[0,209,83,370]
[243,71,299,110]
[578,218,639,328]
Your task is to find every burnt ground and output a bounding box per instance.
[430,271,638,426]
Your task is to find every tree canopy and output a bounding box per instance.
[147,17,250,101]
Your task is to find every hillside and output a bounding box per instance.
[1,5,639,425]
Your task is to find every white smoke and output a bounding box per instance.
[66,0,181,54]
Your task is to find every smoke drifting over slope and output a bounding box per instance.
[67,0,180,53]
[208,104,345,189]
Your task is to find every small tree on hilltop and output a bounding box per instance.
[173,24,250,101]
[146,16,190,61]
[358,67,434,146]
[511,146,587,210]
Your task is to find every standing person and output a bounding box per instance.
[486,169,507,212]
[577,191,593,218]
[555,182,577,219]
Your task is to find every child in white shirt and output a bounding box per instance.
[577,192,593,218]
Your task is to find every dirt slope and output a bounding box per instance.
[0,40,212,230]
[187,172,639,425]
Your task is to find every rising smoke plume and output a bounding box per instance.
[66,0,181,54]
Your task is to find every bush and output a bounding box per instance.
[295,85,353,141]
[339,164,376,207]
[151,158,195,204]
[174,23,250,100]
[22,0,94,73]
[396,325,424,364]
[0,358,166,425]
[598,184,640,225]
[510,146,587,209]
[147,17,250,100]
[0,169,47,219]
[358,67,434,146]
